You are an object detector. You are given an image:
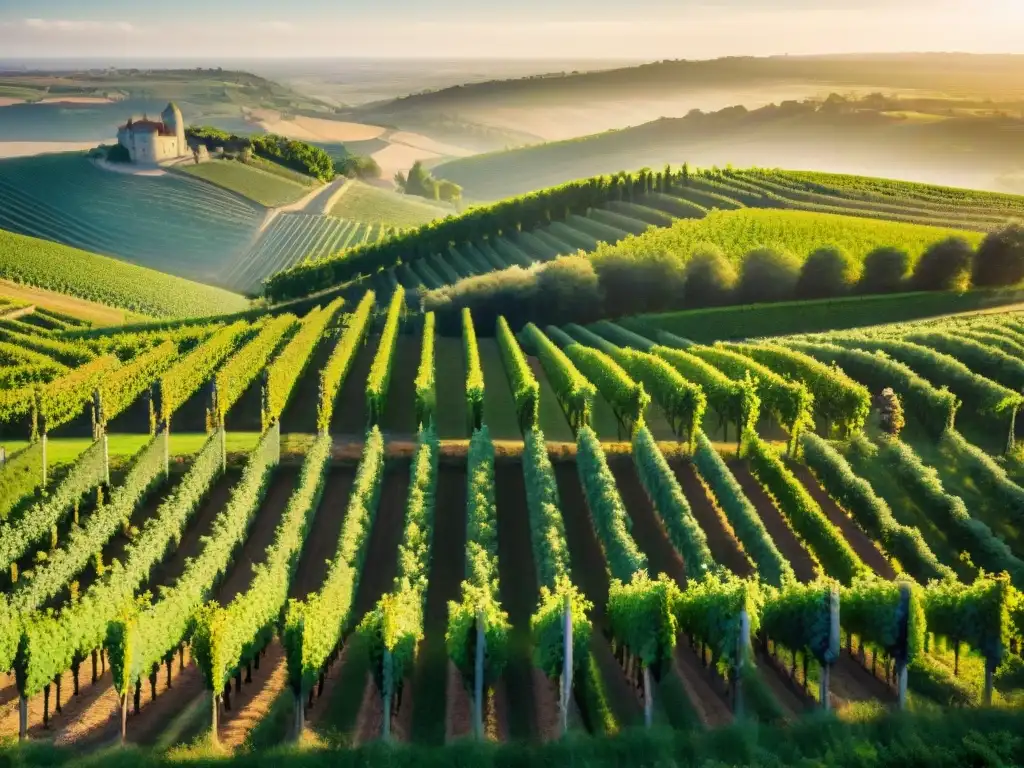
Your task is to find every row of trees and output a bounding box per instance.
[185,127,339,183]
[421,225,1024,334]
[264,166,692,301]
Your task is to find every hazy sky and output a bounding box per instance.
[1,0,1023,60]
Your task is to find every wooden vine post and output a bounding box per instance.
[119,690,129,744]
[560,593,573,736]
[642,664,653,728]
[734,609,750,717]
[820,584,840,711]
[211,688,221,745]
[382,648,394,741]
[18,694,28,741]
[473,608,485,740]
[895,583,911,710]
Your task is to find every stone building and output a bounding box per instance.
[115,102,188,164]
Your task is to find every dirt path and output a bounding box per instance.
[217,642,289,750]
[672,643,734,728]
[215,467,300,604]
[495,461,559,742]
[674,462,755,577]
[609,459,687,585]
[728,461,818,583]
[411,463,467,744]
[789,464,896,579]
[289,467,357,599]
[330,334,377,437]
[829,652,897,709]
[255,178,349,235]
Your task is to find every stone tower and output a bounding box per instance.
[161,102,185,152]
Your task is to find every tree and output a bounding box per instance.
[796,246,859,299]
[737,247,800,304]
[911,237,974,291]
[859,246,910,294]
[971,223,1024,287]
[681,244,737,307]
[876,388,905,437]
[437,179,463,203]
[239,146,253,164]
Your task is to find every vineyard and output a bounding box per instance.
[1,288,1023,762]
[179,160,315,208]
[0,154,262,286]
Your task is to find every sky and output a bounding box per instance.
[1,0,1023,60]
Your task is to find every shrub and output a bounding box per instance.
[737,247,800,304]
[681,244,737,307]
[911,237,974,291]
[595,248,686,316]
[858,246,910,293]
[971,223,1024,287]
[795,246,859,299]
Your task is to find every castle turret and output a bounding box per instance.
[161,102,186,156]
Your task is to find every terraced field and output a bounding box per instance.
[0,154,262,284]
[1,293,1020,762]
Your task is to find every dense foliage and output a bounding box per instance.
[366,288,405,426]
[415,313,437,428]
[495,316,539,432]
[318,292,375,433]
[462,308,485,432]
[211,315,297,427]
[158,321,248,428]
[521,323,595,432]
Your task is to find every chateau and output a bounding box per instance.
[116,102,188,164]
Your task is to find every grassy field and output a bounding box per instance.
[0,279,150,326]
[0,229,250,318]
[329,181,451,228]
[179,160,314,207]
[625,289,1024,343]
[0,153,262,285]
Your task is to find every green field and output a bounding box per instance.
[329,181,452,228]
[179,159,314,207]
[0,153,262,284]
[0,229,250,318]
[590,208,985,268]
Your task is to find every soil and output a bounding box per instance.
[672,642,734,728]
[353,670,384,746]
[215,467,300,604]
[608,459,687,586]
[789,464,897,579]
[280,326,337,435]
[434,337,469,440]
[673,461,755,577]
[728,460,818,583]
[754,650,812,717]
[330,334,377,437]
[351,458,411,618]
[289,467,356,599]
[829,652,898,709]
[410,463,467,744]
[381,335,422,438]
[494,461,557,742]
[445,661,473,742]
[218,642,289,750]
[147,471,238,589]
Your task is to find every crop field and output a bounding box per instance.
[179,160,314,208]
[1,290,1021,763]
[329,180,452,228]
[0,230,249,318]
[0,154,262,285]
[220,214,392,295]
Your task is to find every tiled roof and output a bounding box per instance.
[120,119,165,133]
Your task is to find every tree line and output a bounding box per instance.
[264,165,691,301]
[421,223,1024,335]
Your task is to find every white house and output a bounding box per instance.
[116,102,188,164]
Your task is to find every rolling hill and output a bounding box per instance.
[433,95,1024,201]
[0,153,263,285]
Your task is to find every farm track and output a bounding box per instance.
[673,462,755,577]
[434,337,469,440]
[495,461,559,743]
[789,464,896,579]
[609,459,688,585]
[280,328,336,435]
[411,463,467,744]
[553,462,642,727]
[728,461,818,583]
[289,467,357,599]
[381,335,421,438]
[215,467,300,604]
[310,458,411,741]
[329,335,377,437]
[148,472,238,589]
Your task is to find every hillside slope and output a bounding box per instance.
[434,98,1024,200]
[0,229,250,318]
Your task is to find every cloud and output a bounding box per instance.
[23,18,136,33]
